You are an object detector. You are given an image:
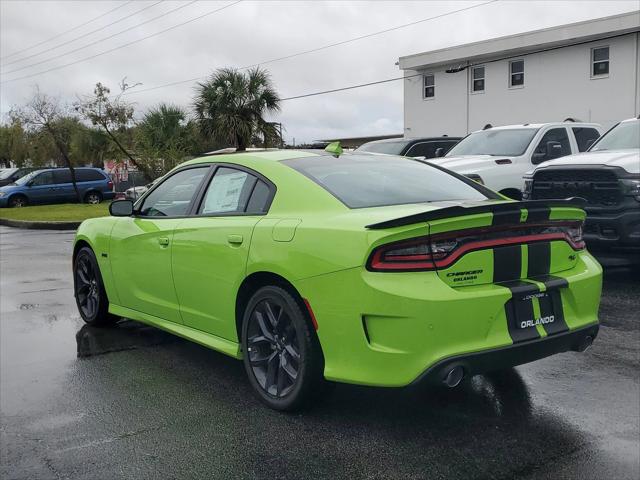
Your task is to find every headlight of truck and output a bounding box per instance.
[464,173,484,185]
[522,177,534,200]
[620,178,640,201]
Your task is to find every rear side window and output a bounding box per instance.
[283,155,493,208]
[199,167,257,215]
[405,142,437,158]
[246,180,271,213]
[572,127,600,152]
[76,169,106,182]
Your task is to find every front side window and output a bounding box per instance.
[283,155,495,209]
[472,66,485,92]
[509,60,524,87]
[423,74,435,98]
[139,167,207,217]
[590,120,639,151]
[31,171,54,186]
[532,128,571,164]
[591,46,609,77]
[572,127,601,152]
[446,128,538,157]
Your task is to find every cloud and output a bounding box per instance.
[1,0,637,143]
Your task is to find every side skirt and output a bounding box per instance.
[108,304,242,360]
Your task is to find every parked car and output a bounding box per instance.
[523,117,640,263]
[125,178,160,200]
[0,167,114,207]
[0,167,39,187]
[355,136,460,158]
[73,149,601,411]
[431,122,603,199]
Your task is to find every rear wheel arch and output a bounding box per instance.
[236,272,315,345]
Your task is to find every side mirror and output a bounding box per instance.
[546,141,563,159]
[434,147,445,158]
[109,199,134,217]
[26,180,34,187]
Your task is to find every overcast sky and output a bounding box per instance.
[1,0,638,143]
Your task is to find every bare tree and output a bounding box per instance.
[75,79,153,178]
[18,88,81,202]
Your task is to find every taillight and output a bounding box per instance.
[368,236,456,271]
[367,221,585,272]
[107,181,114,191]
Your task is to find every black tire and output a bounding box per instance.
[241,285,325,411]
[85,191,102,204]
[8,195,27,208]
[73,247,118,327]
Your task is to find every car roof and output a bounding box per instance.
[470,122,601,133]
[361,136,460,146]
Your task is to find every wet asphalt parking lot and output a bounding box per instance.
[0,225,638,480]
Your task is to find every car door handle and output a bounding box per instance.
[227,234,243,245]
[158,237,170,246]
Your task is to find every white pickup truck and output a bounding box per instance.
[430,122,603,199]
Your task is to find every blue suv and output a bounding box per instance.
[0,168,114,208]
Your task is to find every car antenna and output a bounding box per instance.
[324,141,343,157]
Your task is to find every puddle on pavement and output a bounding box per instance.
[76,319,177,358]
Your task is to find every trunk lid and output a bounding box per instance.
[366,199,586,287]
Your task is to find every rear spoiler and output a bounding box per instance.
[365,198,587,230]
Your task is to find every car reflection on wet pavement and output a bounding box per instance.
[1,226,638,480]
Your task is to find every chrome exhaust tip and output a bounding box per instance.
[443,366,465,388]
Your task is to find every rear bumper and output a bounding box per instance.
[413,323,599,386]
[297,252,602,387]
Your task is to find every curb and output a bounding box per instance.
[0,218,80,230]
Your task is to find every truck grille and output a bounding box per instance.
[532,169,621,206]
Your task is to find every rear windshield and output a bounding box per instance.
[283,154,493,208]
[446,128,539,156]
[356,141,410,155]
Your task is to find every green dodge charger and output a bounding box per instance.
[73,149,602,410]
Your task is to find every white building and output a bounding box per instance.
[398,12,640,138]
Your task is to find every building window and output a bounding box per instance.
[591,46,609,77]
[423,74,435,98]
[472,66,485,92]
[509,60,524,87]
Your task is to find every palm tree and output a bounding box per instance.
[194,67,281,151]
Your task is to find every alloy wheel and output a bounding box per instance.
[11,197,26,208]
[75,255,100,319]
[246,298,301,397]
[86,193,100,204]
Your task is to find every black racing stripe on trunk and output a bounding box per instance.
[493,245,522,283]
[528,242,551,277]
[526,206,551,223]
[501,280,541,343]
[492,209,522,226]
[538,290,569,335]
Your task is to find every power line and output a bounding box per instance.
[122,0,498,97]
[0,0,134,61]
[3,0,194,75]
[281,73,422,101]
[2,0,164,68]
[1,1,242,84]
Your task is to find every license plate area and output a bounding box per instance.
[516,291,553,329]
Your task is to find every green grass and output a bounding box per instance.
[0,203,110,222]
